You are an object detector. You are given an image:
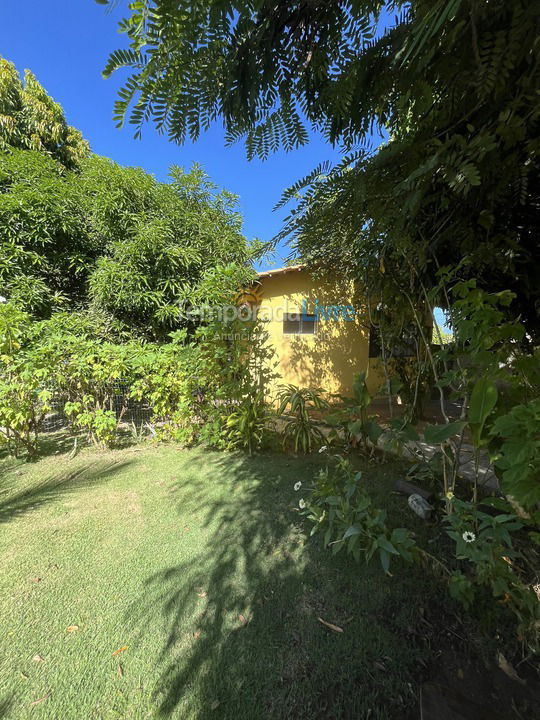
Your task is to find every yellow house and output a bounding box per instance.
[255,264,385,397]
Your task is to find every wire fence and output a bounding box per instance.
[42,381,154,433]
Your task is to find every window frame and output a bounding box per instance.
[282,312,318,336]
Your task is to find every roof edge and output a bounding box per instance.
[257,263,306,278]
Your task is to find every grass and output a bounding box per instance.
[0,437,449,719]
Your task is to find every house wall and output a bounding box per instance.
[256,268,385,398]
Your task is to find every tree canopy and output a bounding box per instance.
[0,59,256,338]
[103,0,540,339]
[0,56,89,169]
[86,159,255,336]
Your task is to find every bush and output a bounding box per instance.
[130,318,277,451]
[490,400,540,513]
[0,305,277,456]
[325,371,386,452]
[445,496,540,649]
[64,400,118,449]
[302,454,417,573]
[129,331,200,445]
[0,375,51,457]
[276,385,329,453]
[224,391,268,455]
[0,303,52,457]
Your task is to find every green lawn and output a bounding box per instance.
[0,439,443,719]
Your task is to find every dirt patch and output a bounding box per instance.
[419,647,540,719]
[393,601,540,720]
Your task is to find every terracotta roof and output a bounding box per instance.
[257,264,306,278]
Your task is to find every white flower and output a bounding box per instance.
[294,481,302,491]
[0,296,6,303]
[462,530,476,543]
[299,498,306,509]
[318,445,327,453]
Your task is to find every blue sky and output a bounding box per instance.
[0,0,350,270]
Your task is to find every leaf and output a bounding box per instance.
[32,654,45,663]
[112,645,128,657]
[30,695,49,706]
[423,421,466,444]
[497,653,525,685]
[239,614,249,626]
[342,525,362,539]
[365,419,383,443]
[352,372,371,408]
[400,424,420,442]
[211,700,220,710]
[317,617,343,633]
[468,378,498,446]
[117,663,124,678]
[66,625,79,633]
[391,527,410,545]
[348,420,363,436]
[378,548,390,574]
[460,161,481,187]
[377,536,399,555]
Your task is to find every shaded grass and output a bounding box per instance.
[0,440,448,719]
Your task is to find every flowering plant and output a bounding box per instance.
[445,497,522,567]
[300,455,417,574]
[444,496,539,647]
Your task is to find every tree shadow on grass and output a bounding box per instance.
[132,452,438,720]
[0,696,13,719]
[38,427,145,458]
[0,427,147,468]
[36,429,83,458]
[0,459,133,524]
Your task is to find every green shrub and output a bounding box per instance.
[276,384,329,453]
[224,392,268,455]
[129,331,199,445]
[445,496,539,649]
[0,303,52,457]
[0,376,51,457]
[490,400,540,513]
[325,371,383,451]
[131,318,276,451]
[302,455,417,573]
[64,399,118,449]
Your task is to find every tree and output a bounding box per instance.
[0,151,256,335]
[0,56,89,169]
[0,149,95,314]
[86,159,256,338]
[102,0,540,339]
[0,59,257,336]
